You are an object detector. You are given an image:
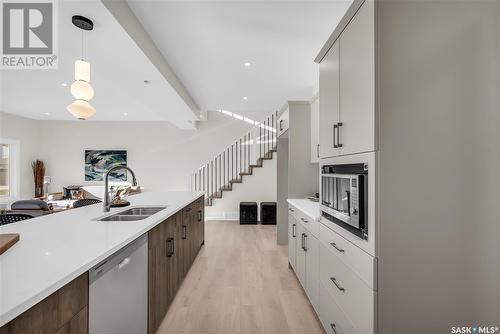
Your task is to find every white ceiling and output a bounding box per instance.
[127,0,352,118]
[0,0,198,129]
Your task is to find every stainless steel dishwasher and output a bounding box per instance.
[89,234,148,334]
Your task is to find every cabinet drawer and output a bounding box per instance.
[319,222,374,288]
[320,242,374,334]
[288,205,298,220]
[319,281,359,334]
[293,207,319,238]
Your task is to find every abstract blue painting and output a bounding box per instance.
[85,150,127,181]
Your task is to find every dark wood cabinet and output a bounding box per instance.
[0,273,88,334]
[148,196,204,334]
[148,212,181,334]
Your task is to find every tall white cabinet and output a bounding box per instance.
[311,0,500,333]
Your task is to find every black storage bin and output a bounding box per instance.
[260,202,277,225]
[240,202,258,224]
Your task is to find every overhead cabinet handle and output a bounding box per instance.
[330,323,338,334]
[197,210,202,221]
[182,225,187,239]
[279,119,284,131]
[317,144,320,158]
[303,234,308,251]
[333,124,338,148]
[292,223,296,237]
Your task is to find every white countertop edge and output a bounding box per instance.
[0,192,204,326]
[286,198,320,221]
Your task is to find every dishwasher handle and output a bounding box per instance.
[89,234,148,284]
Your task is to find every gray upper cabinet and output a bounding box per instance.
[318,0,375,158]
[339,0,375,155]
[319,39,340,159]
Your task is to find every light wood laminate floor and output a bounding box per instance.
[157,220,325,334]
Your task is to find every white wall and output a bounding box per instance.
[36,112,253,191]
[0,112,40,199]
[205,157,276,220]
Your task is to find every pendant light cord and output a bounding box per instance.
[81,29,84,60]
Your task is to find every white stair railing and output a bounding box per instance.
[190,111,278,205]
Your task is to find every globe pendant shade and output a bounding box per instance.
[71,80,94,100]
[67,100,96,120]
[75,60,91,82]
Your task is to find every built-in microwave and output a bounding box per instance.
[320,163,368,240]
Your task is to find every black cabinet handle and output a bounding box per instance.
[171,237,175,256]
[182,225,187,239]
[166,238,174,257]
[317,144,320,158]
[330,242,345,253]
[292,223,296,237]
[337,122,343,148]
[303,234,308,251]
[279,119,284,131]
[330,323,338,334]
[197,210,202,221]
[333,124,338,148]
[330,277,345,292]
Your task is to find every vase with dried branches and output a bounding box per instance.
[32,160,45,198]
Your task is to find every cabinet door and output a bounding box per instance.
[148,222,169,334]
[339,0,375,155]
[295,223,306,288]
[305,233,320,313]
[166,213,180,307]
[180,207,191,278]
[319,40,340,158]
[310,97,320,163]
[288,213,297,270]
[277,108,289,137]
[195,197,205,248]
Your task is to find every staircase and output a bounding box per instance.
[191,112,278,206]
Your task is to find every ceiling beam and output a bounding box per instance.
[101,0,200,119]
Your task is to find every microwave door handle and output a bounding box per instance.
[346,190,350,216]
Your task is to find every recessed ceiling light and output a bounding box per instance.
[244,62,252,67]
[123,112,128,116]
[243,96,248,100]
[43,112,50,116]
[61,83,68,87]
[143,80,151,84]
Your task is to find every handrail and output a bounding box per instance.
[190,111,278,204]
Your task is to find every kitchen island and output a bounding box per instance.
[0,191,205,333]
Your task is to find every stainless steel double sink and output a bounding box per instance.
[98,206,167,222]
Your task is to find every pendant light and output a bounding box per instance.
[67,15,95,120]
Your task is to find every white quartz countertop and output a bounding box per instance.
[286,198,320,221]
[0,191,203,326]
